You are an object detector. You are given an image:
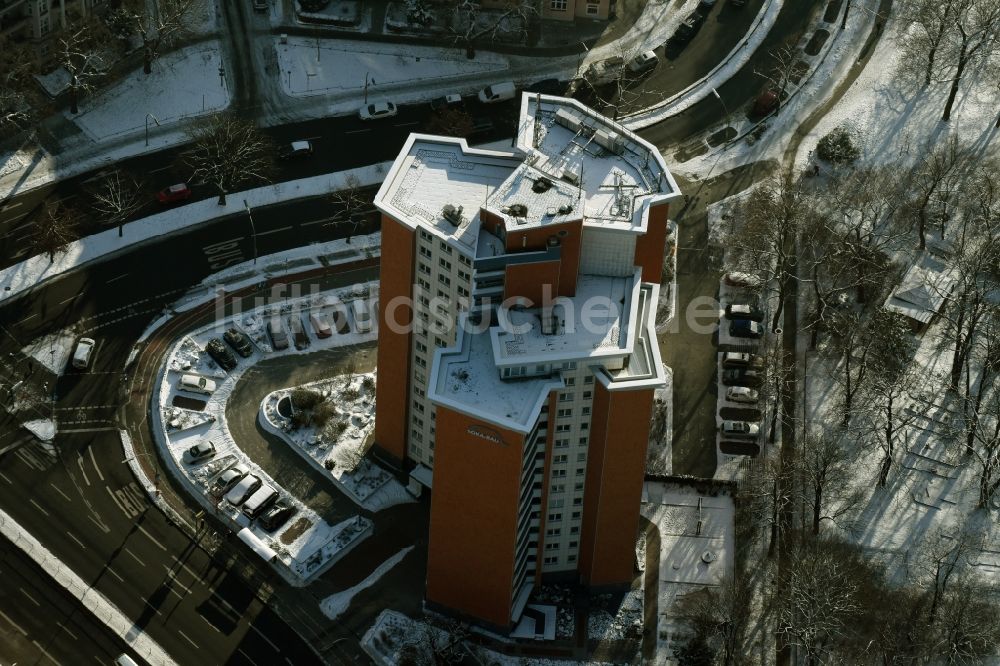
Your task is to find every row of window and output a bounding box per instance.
[548,0,600,15]
[552,452,587,464]
[544,554,578,566]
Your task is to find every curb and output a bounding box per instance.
[0,509,179,666]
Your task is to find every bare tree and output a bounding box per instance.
[113,0,197,74]
[326,175,374,241]
[58,23,111,115]
[182,114,274,205]
[753,45,802,110]
[450,0,536,56]
[424,106,474,138]
[31,202,81,264]
[940,0,1000,121]
[795,431,860,534]
[87,170,146,237]
[676,575,756,665]
[898,0,961,86]
[0,38,39,136]
[898,137,968,250]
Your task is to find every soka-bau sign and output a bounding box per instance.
[466,424,507,446]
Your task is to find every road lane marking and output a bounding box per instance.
[202,616,222,633]
[210,591,239,615]
[58,622,78,640]
[17,313,38,323]
[0,471,11,484]
[394,121,420,127]
[29,499,49,516]
[32,639,61,665]
[149,164,173,173]
[171,555,202,581]
[0,609,27,634]
[140,596,162,616]
[301,219,327,226]
[177,629,199,648]
[106,273,129,284]
[106,487,133,517]
[88,515,111,534]
[250,625,280,652]
[77,454,91,486]
[105,566,124,582]
[1,201,24,211]
[60,427,117,434]
[60,294,79,305]
[163,567,193,595]
[50,482,71,502]
[20,588,41,606]
[137,524,167,550]
[88,446,105,481]
[256,225,292,236]
[124,547,146,567]
[66,532,86,550]
[237,649,259,665]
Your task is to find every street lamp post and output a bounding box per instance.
[364,71,371,104]
[244,199,258,265]
[145,113,160,147]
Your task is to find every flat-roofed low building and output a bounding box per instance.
[373,93,680,629]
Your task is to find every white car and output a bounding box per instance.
[720,420,760,438]
[178,374,217,394]
[183,440,216,463]
[726,386,759,403]
[72,337,96,370]
[359,102,398,120]
[629,50,659,73]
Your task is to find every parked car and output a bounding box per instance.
[726,386,759,403]
[205,338,237,371]
[268,317,289,350]
[724,271,763,288]
[722,368,763,387]
[477,81,516,104]
[289,316,310,350]
[242,483,278,519]
[722,351,756,368]
[730,319,764,339]
[225,474,261,506]
[72,337,96,370]
[309,312,333,338]
[353,299,372,333]
[726,303,765,322]
[259,503,295,532]
[672,13,703,43]
[183,441,216,463]
[751,90,780,117]
[223,328,253,357]
[157,183,191,204]
[178,373,217,394]
[279,140,313,159]
[430,93,463,111]
[211,463,249,495]
[720,420,759,438]
[628,50,659,73]
[359,101,398,120]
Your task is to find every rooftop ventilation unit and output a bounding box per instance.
[561,164,580,185]
[442,204,464,226]
[554,108,582,133]
[557,204,574,215]
[532,177,553,193]
[594,128,625,155]
[505,203,528,218]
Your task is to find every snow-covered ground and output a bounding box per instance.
[320,546,414,620]
[641,482,736,663]
[69,44,230,141]
[21,330,78,375]
[587,588,643,641]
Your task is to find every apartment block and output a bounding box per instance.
[0,0,104,61]
[373,94,679,629]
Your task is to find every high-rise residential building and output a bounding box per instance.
[373,94,679,629]
[0,0,104,62]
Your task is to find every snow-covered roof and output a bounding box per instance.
[490,273,640,366]
[430,321,564,433]
[884,253,956,324]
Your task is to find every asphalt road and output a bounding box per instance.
[0,532,140,666]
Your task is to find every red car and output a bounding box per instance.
[157,183,192,204]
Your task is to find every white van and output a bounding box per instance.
[225,474,261,506]
[72,337,95,370]
[353,299,372,333]
[478,81,516,104]
[114,655,140,666]
[242,483,278,519]
[178,374,217,394]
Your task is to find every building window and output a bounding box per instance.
[580,422,589,431]
[419,229,432,241]
[572,511,581,519]
[586,3,598,14]
[550,484,565,494]
[550,498,564,508]
[419,246,432,259]
[567,554,577,563]
[415,356,426,368]
[574,482,584,491]
[583,391,592,399]
[573,497,583,506]
[546,527,561,536]
[553,454,568,464]
[549,0,567,9]
[581,406,591,416]
[579,437,588,445]
[439,241,452,254]
[555,424,571,433]
[545,542,560,550]
[438,274,451,286]
[559,392,572,402]
[557,408,572,418]
[555,438,569,448]
[565,377,575,386]
[544,555,559,565]
[552,469,567,478]
[576,452,587,462]
[548,513,562,522]
[584,376,594,385]
[438,258,452,271]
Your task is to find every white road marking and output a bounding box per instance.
[148,164,173,173]
[60,294,79,305]
[256,225,292,237]
[88,446,105,481]
[344,128,370,134]
[301,219,327,226]
[106,273,129,284]
[137,524,167,550]
[124,547,145,567]
[177,629,199,649]
[394,121,420,127]
[0,609,27,634]
[49,482,72,502]
[29,499,49,516]
[250,625,280,652]
[77,454,91,486]
[0,471,11,484]
[202,617,222,633]
[20,588,40,606]
[66,532,86,550]
[58,622,78,640]
[302,135,322,140]
[106,487,132,517]
[139,596,162,616]
[105,565,124,582]
[17,313,38,323]
[210,591,239,615]
[237,649,259,665]
[171,555,202,581]
[60,427,117,434]
[163,567,193,594]
[87,515,111,534]
[1,200,24,211]
[32,639,61,665]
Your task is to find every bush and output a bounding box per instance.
[362,376,375,393]
[290,410,311,430]
[324,459,335,470]
[291,389,323,410]
[313,401,338,427]
[816,126,860,165]
[341,387,360,402]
